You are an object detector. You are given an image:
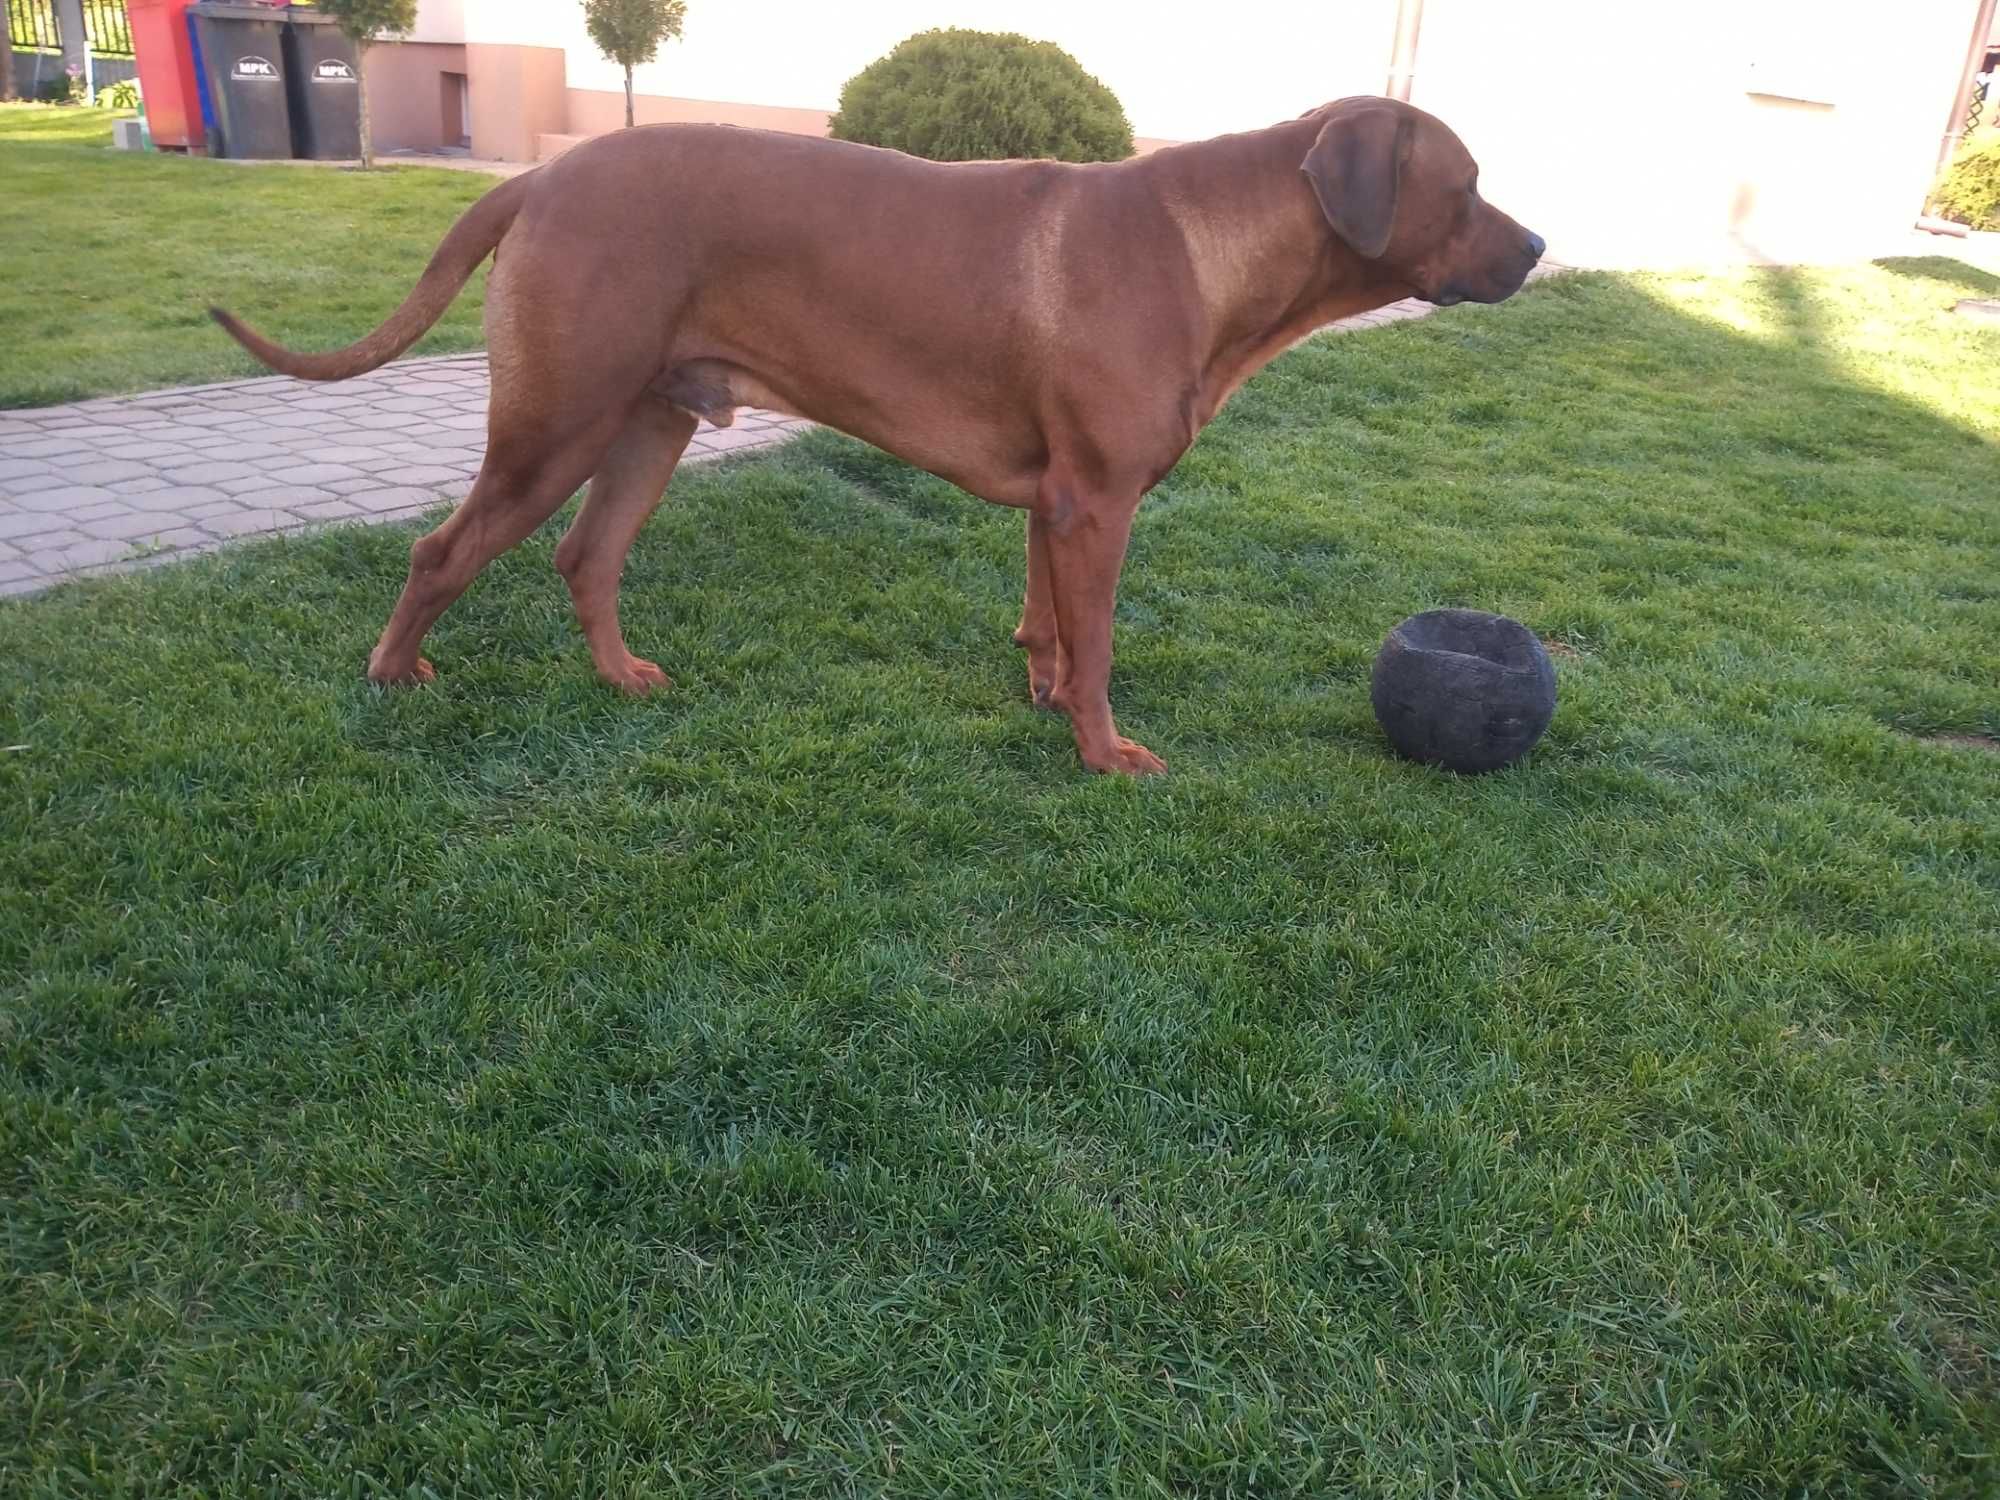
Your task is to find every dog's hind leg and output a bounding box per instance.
[365,239,663,687]
[552,397,699,694]
[366,411,627,686]
[1012,512,1064,709]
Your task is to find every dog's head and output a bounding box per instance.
[1301,98,1542,306]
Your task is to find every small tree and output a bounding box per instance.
[582,0,686,129]
[1,13,16,104]
[313,0,417,169]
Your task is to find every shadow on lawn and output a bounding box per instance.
[1566,264,1996,743]
[1871,253,2000,298]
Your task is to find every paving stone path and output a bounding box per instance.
[0,283,1510,598]
[0,355,810,596]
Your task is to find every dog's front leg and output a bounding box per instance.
[1036,481,1163,776]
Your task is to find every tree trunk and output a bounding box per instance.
[54,0,86,80]
[1,15,16,103]
[623,65,634,128]
[357,51,373,168]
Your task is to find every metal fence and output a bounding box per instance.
[7,0,60,52]
[84,0,131,56]
[6,0,134,57]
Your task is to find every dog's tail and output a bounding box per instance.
[209,171,534,382]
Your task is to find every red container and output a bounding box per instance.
[128,0,207,150]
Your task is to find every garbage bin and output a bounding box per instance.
[188,1,294,159]
[282,8,361,160]
[128,0,207,151]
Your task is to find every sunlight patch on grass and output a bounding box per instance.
[0,103,494,406]
[1637,261,2000,440]
[0,101,128,145]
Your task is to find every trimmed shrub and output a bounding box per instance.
[829,28,1133,164]
[1930,134,2000,231]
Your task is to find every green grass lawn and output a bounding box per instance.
[5,111,2000,1495]
[0,104,494,406]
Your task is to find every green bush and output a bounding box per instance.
[828,28,1133,163]
[97,78,141,111]
[1931,133,2000,230]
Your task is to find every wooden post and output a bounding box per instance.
[1385,0,1425,102]
[1939,0,2000,172]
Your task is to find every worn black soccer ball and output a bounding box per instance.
[1371,609,1556,774]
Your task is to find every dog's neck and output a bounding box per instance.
[1146,114,1413,426]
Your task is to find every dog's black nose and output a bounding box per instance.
[1525,231,1546,261]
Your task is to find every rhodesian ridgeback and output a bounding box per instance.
[214,96,1543,775]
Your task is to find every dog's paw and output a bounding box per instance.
[1013,628,1062,710]
[1020,647,1061,710]
[1081,736,1166,776]
[602,656,672,696]
[367,655,435,686]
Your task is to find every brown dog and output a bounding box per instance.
[214,96,1542,775]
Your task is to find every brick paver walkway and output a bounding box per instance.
[0,278,1548,597]
[0,356,809,596]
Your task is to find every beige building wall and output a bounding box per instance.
[562,89,830,141]
[558,90,1176,154]
[1409,0,1981,266]
[464,42,566,163]
[460,0,1394,143]
[361,41,468,154]
[385,0,1983,264]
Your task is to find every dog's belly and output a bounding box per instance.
[659,356,1045,508]
[655,359,802,427]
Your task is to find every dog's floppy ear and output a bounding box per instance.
[1300,104,1412,260]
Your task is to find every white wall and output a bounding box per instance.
[460,0,1398,142]
[1410,0,1977,265]
[406,0,467,47]
[427,0,1974,261]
